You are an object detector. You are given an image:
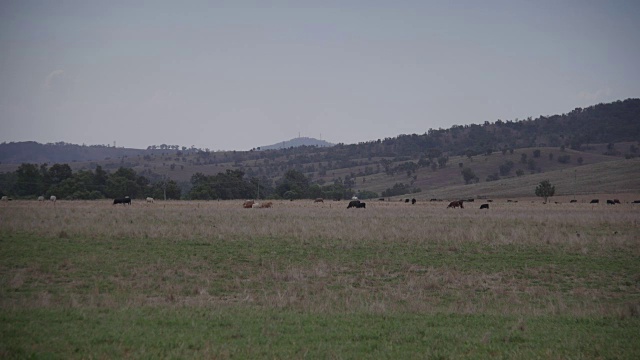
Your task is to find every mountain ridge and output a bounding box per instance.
[256,137,334,151]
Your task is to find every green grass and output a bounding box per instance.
[2,308,639,359]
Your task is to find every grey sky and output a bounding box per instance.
[1,1,639,151]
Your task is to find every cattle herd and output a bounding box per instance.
[1,195,639,209]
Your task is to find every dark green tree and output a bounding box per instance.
[48,164,73,186]
[275,169,309,198]
[461,167,478,184]
[535,180,555,203]
[14,163,44,196]
[437,156,448,169]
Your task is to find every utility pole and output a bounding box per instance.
[573,169,577,200]
[163,175,167,201]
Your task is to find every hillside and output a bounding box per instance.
[257,137,334,151]
[0,141,152,164]
[415,157,640,201]
[0,99,638,199]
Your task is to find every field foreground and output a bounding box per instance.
[1,199,639,358]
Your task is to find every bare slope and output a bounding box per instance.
[416,157,640,200]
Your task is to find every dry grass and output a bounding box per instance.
[1,198,638,319]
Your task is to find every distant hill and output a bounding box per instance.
[0,141,149,164]
[0,99,638,200]
[257,137,334,150]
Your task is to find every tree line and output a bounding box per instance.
[0,163,180,200]
[185,169,362,201]
[0,165,369,201]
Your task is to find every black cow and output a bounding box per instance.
[347,200,361,209]
[613,199,621,204]
[590,199,599,204]
[606,200,615,205]
[356,202,366,208]
[430,198,438,202]
[113,198,132,205]
[480,204,489,209]
[405,199,410,203]
[633,200,640,204]
[570,200,577,203]
[411,198,416,204]
[466,198,474,202]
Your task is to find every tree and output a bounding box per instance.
[14,163,44,196]
[461,167,478,184]
[437,156,448,168]
[275,169,309,198]
[499,161,514,176]
[535,180,555,203]
[48,164,73,186]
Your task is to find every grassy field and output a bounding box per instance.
[1,199,639,358]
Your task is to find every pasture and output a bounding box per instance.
[1,199,639,358]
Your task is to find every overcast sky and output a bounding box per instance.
[1,1,639,151]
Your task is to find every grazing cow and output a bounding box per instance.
[252,203,261,208]
[260,202,273,208]
[146,197,154,203]
[447,200,464,209]
[243,200,255,208]
[590,199,599,204]
[613,199,621,204]
[487,200,493,203]
[507,200,513,203]
[38,196,45,201]
[356,202,366,208]
[113,198,131,205]
[1,196,8,201]
[405,199,410,203]
[411,198,416,204]
[430,198,438,202]
[314,198,324,203]
[347,200,362,209]
[50,195,57,203]
[570,200,577,203]
[466,198,474,202]
[480,204,489,209]
[378,198,385,201]
[633,200,640,204]
[606,200,615,205]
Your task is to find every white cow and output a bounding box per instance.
[38,196,45,201]
[1,196,8,201]
[252,203,261,208]
[146,197,154,203]
[50,195,57,203]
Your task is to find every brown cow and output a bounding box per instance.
[314,198,324,203]
[447,200,464,209]
[243,200,255,208]
[260,202,273,208]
